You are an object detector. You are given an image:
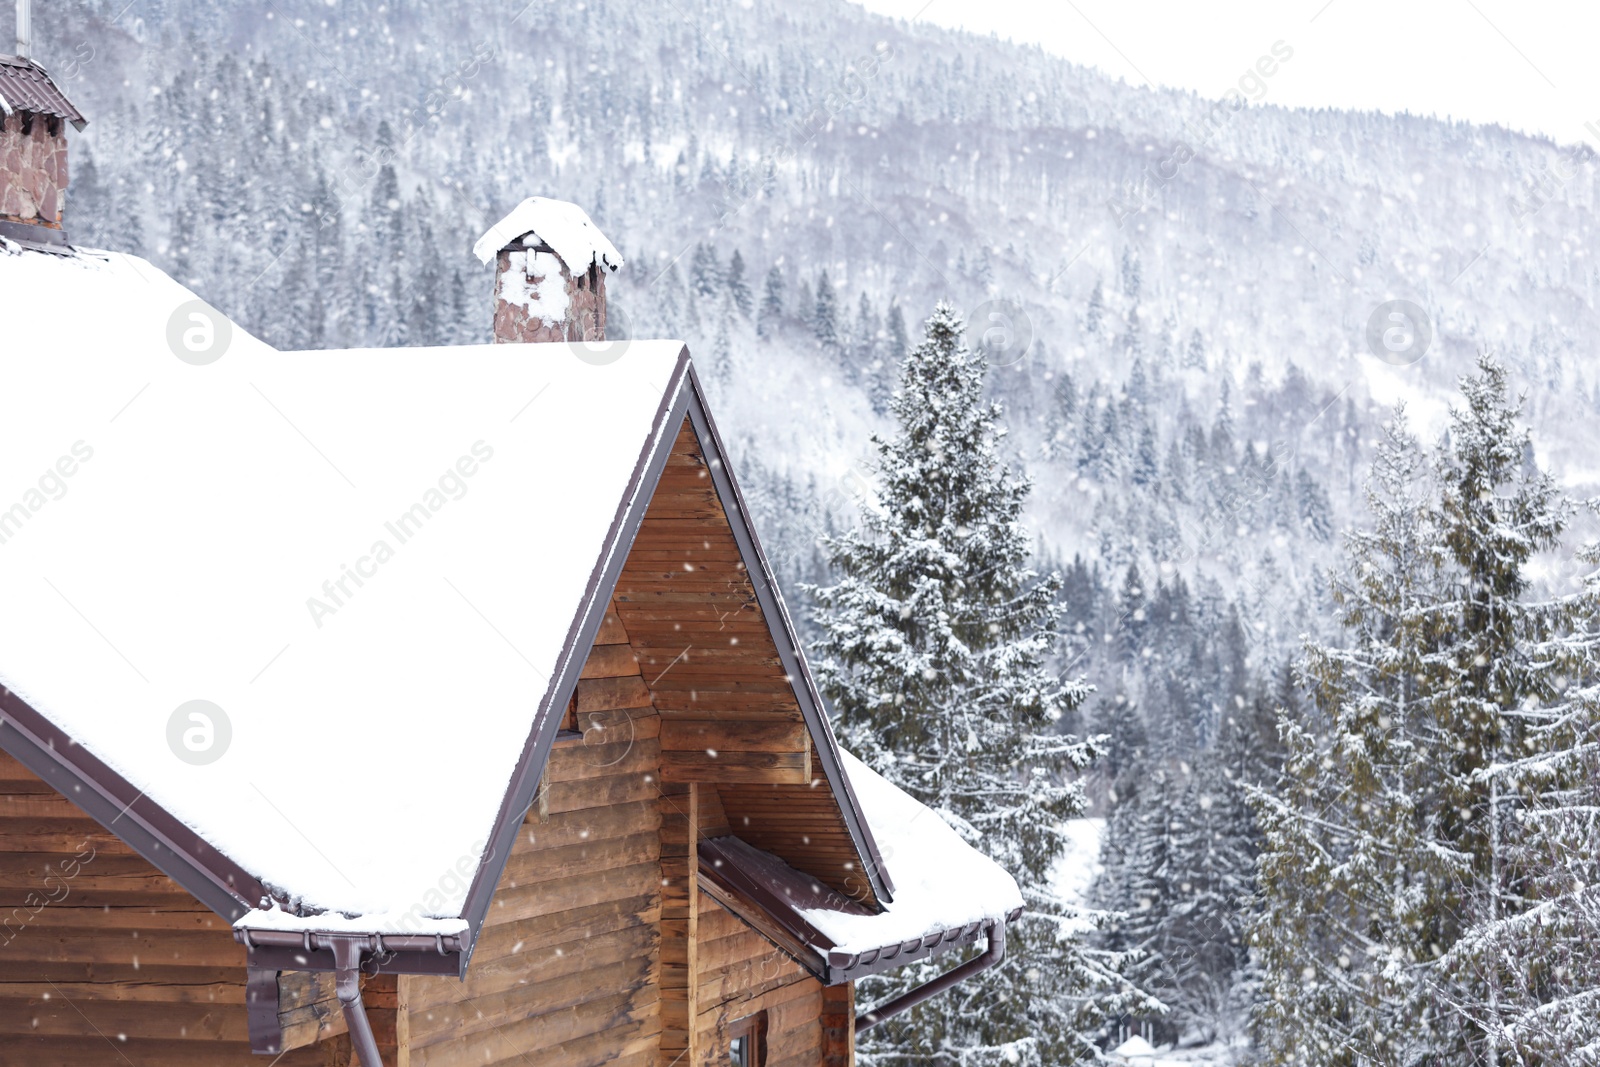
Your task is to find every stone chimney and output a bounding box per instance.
[0,44,87,247]
[472,197,623,344]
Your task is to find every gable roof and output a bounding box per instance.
[0,245,891,972]
[0,54,87,129]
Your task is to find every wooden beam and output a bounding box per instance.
[660,749,811,786]
[688,782,700,1067]
[660,719,808,753]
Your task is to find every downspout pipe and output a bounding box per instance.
[329,936,388,1067]
[856,921,1007,1035]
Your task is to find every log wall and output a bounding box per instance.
[405,608,664,1067]
[0,748,398,1066]
[405,593,841,1067]
[620,422,877,908]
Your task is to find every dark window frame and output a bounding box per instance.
[728,1010,768,1067]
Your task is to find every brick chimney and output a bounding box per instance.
[0,9,87,247]
[472,197,623,344]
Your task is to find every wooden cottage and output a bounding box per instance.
[0,54,1025,1067]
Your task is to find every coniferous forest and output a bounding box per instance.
[22,0,1600,1062]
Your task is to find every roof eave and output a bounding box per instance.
[698,834,1021,986]
[0,685,264,921]
[823,910,1022,983]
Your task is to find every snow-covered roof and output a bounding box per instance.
[0,246,682,927]
[0,54,87,129]
[472,196,623,274]
[700,751,1022,977]
[1111,1035,1160,1062]
[812,752,1023,954]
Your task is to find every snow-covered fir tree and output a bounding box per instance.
[1094,684,1278,1049]
[813,270,840,351]
[1429,359,1600,1064]
[808,302,1152,1066]
[1252,357,1599,1066]
[758,265,784,337]
[727,249,753,317]
[1251,408,1457,1066]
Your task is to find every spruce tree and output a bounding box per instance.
[691,242,721,296]
[1085,279,1105,338]
[854,290,880,366]
[1427,358,1598,1063]
[808,302,1150,1066]
[1252,357,1596,1065]
[758,265,784,337]
[813,270,840,351]
[1295,468,1335,543]
[870,299,909,415]
[726,249,753,317]
[1251,410,1455,1066]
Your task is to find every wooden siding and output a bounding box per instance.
[405,609,664,1067]
[620,420,878,908]
[407,594,841,1067]
[0,748,400,1066]
[691,901,828,1067]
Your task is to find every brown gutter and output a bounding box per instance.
[855,922,1006,1034]
[235,929,468,1060]
[234,928,469,956]
[233,926,467,977]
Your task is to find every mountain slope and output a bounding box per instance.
[28,0,1600,748]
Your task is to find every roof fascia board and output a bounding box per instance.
[680,366,895,905]
[456,346,694,959]
[0,686,262,920]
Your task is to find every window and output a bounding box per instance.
[728,1012,767,1067]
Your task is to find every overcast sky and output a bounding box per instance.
[853,0,1599,147]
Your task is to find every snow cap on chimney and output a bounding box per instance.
[473,197,623,274]
[476,197,623,345]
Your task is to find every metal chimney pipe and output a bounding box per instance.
[14,0,30,58]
